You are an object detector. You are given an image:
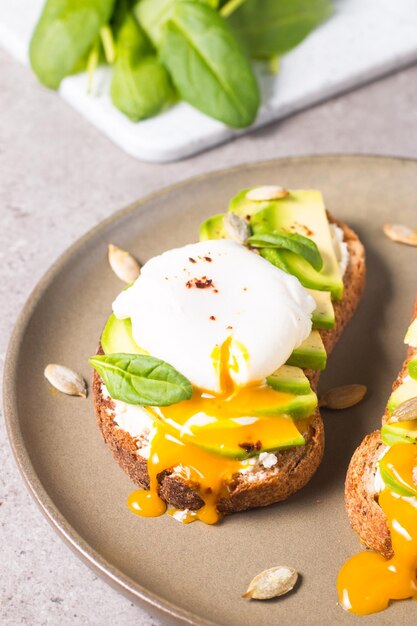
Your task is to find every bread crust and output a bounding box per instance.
[92,218,365,515]
[345,431,392,557]
[345,303,417,555]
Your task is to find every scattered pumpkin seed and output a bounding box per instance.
[242,566,298,600]
[319,384,367,409]
[44,364,87,398]
[246,185,289,201]
[108,243,141,283]
[388,396,417,423]
[223,212,250,245]
[383,223,417,246]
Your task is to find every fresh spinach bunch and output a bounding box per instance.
[29,0,332,128]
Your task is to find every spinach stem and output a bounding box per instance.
[100,25,116,64]
[87,41,99,94]
[219,0,247,18]
[269,56,280,75]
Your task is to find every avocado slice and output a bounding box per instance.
[101,314,145,355]
[405,319,417,348]
[266,364,312,395]
[378,462,416,498]
[408,358,417,381]
[188,416,306,460]
[307,289,335,330]
[381,420,417,446]
[199,212,226,241]
[378,449,417,498]
[387,378,417,413]
[286,330,327,371]
[259,245,343,301]
[233,189,344,300]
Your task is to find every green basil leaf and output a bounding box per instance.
[160,1,260,128]
[90,353,193,406]
[248,232,323,271]
[30,0,116,89]
[228,0,332,59]
[110,10,174,121]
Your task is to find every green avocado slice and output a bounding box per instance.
[378,453,417,498]
[378,463,416,498]
[286,330,327,371]
[381,420,417,447]
[199,212,226,241]
[233,188,344,300]
[307,289,335,330]
[101,314,144,355]
[259,247,343,300]
[387,378,417,414]
[408,358,417,381]
[199,188,344,299]
[193,426,305,460]
[266,364,312,395]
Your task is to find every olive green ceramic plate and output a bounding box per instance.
[4,156,417,625]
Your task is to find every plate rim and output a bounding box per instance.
[3,153,415,626]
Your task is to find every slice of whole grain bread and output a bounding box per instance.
[92,217,365,515]
[345,302,417,557]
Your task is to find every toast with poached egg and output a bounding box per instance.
[91,187,365,524]
[338,302,417,615]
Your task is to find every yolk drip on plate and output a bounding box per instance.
[337,442,417,615]
[128,338,311,524]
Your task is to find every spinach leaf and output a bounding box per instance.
[134,0,217,46]
[30,0,116,89]
[135,0,178,47]
[111,10,174,121]
[248,232,323,271]
[160,1,259,127]
[228,0,332,59]
[90,353,193,406]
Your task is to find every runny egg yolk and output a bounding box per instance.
[337,442,417,615]
[128,338,311,524]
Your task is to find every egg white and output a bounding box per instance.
[112,240,315,393]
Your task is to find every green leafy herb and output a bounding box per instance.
[135,0,217,47]
[160,1,260,128]
[30,0,333,126]
[228,0,332,59]
[248,232,323,271]
[110,9,174,121]
[29,0,116,89]
[90,353,192,406]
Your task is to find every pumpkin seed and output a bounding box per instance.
[108,244,141,283]
[223,212,250,245]
[242,566,298,600]
[319,384,367,409]
[44,364,87,398]
[246,185,289,201]
[388,396,417,423]
[383,223,417,246]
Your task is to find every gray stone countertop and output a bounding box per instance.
[1,47,417,625]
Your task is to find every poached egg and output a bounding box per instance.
[112,239,315,392]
